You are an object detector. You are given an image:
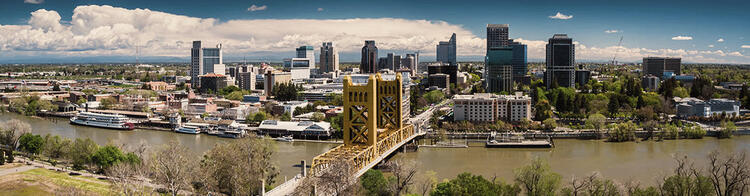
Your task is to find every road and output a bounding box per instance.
[410,98,452,133]
[0,165,35,177]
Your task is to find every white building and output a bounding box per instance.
[284,58,313,80]
[257,120,331,138]
[453,92,531,123]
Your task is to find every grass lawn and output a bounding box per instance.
[0,168,111,196]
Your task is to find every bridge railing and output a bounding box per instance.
[311,124,415,175]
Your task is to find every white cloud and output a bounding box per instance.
[24,0,43,4]
[247,5,267,12]
[604,30,619,34]
[0,5,746,64]
[717,38,724,42]
[671,36,693,40]
[549,12,573,20]
[708,45,714,48]
[317,8,324,12]
[728,52,743,57]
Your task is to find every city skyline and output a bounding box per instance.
[0,0,748,64]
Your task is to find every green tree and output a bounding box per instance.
[432,172,521,196]
[281,112,292,121]
[423,90,445,104]
[534,100,553,121]
[199,137,278,195]
[718,121,735,139]
[586,113,607,133]
[18,133,44,159]
[311,112,326,122]
[673,87,689,98]
[68,138,99,170]
[514,158,561,196]
[42,134,72,160]
[542,118,557,131]
[361,169,389,196]
[607,121,637,142]
[91,145,139,173]
[100,97,117,110]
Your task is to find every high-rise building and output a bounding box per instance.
[485,47,514,93]
[510,42,527,83]
[437,33,457,65]
[238,65,257,91]
[384,53,402,71]
[199,73,227,94]
[545,34,576,88]
[190,41,225,88]
[487,24,509,49]
[361,40,378,74]
[296,46,315,67]
[643,57,681,76]
[453,93,531,123]
[319,42,339,73]
[402,54,417,76]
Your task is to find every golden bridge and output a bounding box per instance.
[266,73,426,195]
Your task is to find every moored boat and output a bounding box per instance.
[175,126,200,134]
[70,112,135,130]
[274,135,294,142]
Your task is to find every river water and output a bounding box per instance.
[1,112,748,186]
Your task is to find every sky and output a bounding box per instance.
[0,0,748,64]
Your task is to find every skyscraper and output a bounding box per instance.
[361,40,378,74]
[545,34,576,89]
[296,46,315,68]
[510,43,528,82]
[402,53,417,76]
[643,57,681,76]
[487,24,509,49]
[190,41,224,88]
[319,42,339,73]
[485,47,514,93]
[384,53,401,71]
[436,33,457,65]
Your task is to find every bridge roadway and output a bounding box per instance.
[265,99,451,196]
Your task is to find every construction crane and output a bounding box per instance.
[611,36,623,65]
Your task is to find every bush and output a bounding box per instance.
[607,121,637,142]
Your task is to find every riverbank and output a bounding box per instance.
[426,129,750,140]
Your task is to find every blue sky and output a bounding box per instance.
[0,0,748,64]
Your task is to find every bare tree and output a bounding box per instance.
[294,159,357,196]
[418,170,438,196]
[149,141,196,196]
[107,162,152,196]
[0,119,31,163]
[707,151,750,196]
[200,137,278,195]
[563,172,619,196]
[386,159,418,195]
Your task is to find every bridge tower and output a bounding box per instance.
[343,75,378,146]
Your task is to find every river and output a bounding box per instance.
[1,112,748,186]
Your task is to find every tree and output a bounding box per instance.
[68,138,99,170]
[386,160,418,195]
[0,120,31,163]
[543,118,557,131]
[100,97,117,110]
[534,100,553,121]
[607,121,637,142]
[718,121,735,139]
[150,141,197,196]
[295,160,356,195]
[281,112,292,121]
[673,87,689,98]
[91,145,139,173]
[417,171,438,196]
[43,134,72,161]
[707,151,750,196]
[200,137,278,195]
[561,172,620,196]
[246,111,269,124]
[311,112,326,122]
[585,113,606,133]
[423,90,445,104]
[659,155,714,196]
[514,158,561,196]
[361,169,389,196]
[18,133,44,160]
[432,172,520,196]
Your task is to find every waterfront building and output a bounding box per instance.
[257,120,331,139]
[487,24,510,48]
[437,33,457,65]
[485,47,514,93]
[361,40,378,74]
[319,42,339,74]
[453,93,531,122]
[198,73,228,94]
[674,97,740,118]
[190,41,225,88]
[545,34,576,89]
[643,57,681,76]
